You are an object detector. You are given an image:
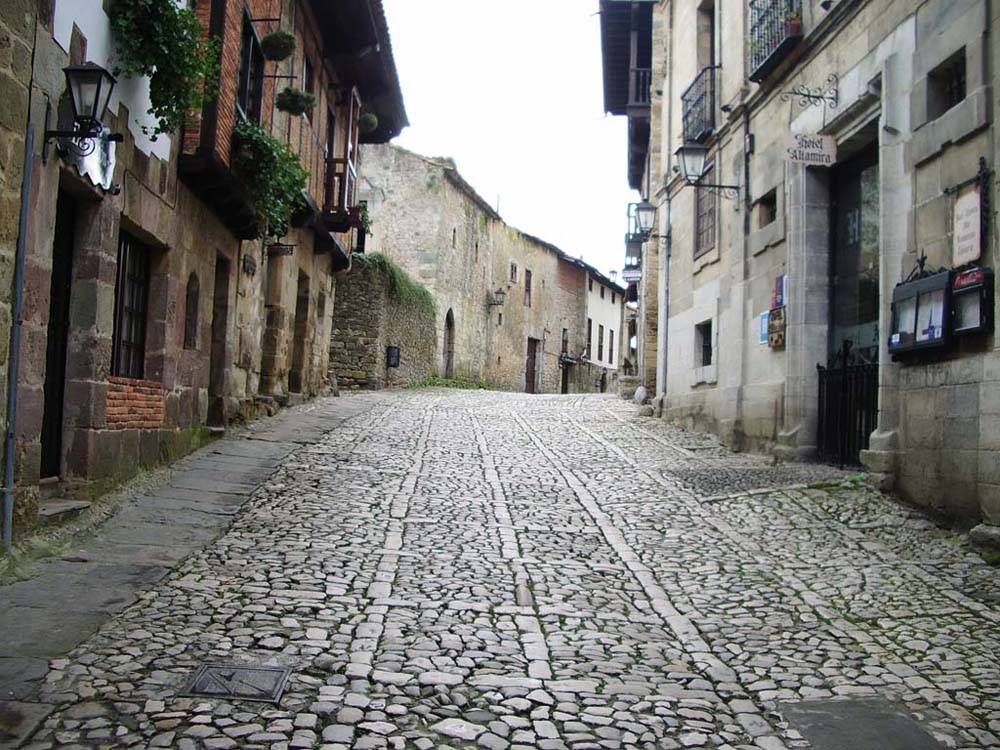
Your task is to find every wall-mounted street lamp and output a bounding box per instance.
[488,287,507,306]
[628,200,670,242]
[44,63,122,162]
[674,142,740,200]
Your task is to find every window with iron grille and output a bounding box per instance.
[695,163,717,258]
[696,320,713,367]
[598,324,605,361]
[928,50,966,120]
[112,232,151,379]
[524,269,532,307]
[237,13,264,122]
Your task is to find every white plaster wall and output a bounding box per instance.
[586,276,623,370]
[53,0,179,160]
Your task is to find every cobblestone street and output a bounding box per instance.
[6,390,1000,749]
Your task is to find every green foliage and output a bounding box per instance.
[353,253,434,314]
[109,0,221,138]
[358,202,372,235]
[275,87,316,116]
[359,112,379,134]
[412,375,488,390]
[260,29,296,61]
[231,119,309,238]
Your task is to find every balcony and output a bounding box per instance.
[748,0,803,83]
[322,157,362,233]
[625,235,643,270]
[682,66,717,143]
[628,67,652,110]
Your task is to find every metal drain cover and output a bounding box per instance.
[182,664,293,703]
[779,699,944,750]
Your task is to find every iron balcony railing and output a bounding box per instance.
[629,67,652,109]
[625,235,643,269]
[748,0,804,83]
[681,66,717,143]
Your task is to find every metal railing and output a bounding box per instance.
[748,0,803,82]
[681,66,717,142]
[625,236,643,269]
[629,67,652,108]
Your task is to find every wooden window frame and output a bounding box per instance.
[111,232,151,379]
[236,12,265,123]
[598,324,605,361]
[695,162,717,258]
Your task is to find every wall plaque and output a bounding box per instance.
[953,184,981,265]
[785,134,836,166]
[768,306,787,349]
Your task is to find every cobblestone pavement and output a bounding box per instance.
[10,391,1000,749]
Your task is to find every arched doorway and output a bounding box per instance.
[443,309,455,379]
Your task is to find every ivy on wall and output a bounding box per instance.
[353,253,435,315]
[231,119,309,238]
[110,0,221,137]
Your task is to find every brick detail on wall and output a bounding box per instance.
[106,377,166,430]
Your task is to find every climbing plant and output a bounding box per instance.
[231,119,309,238]
[109,0,221,138]
[353,253,434,314]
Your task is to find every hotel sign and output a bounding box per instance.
[785,133,836,166]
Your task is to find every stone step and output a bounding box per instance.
[38,499,92,525]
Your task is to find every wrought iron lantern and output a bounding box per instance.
[488,287,507,306]
[633,200,656,235]
[674,141,740,200]
[46,63,117,142]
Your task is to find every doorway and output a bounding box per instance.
[560,365,569,394]
[525,338,540,394]
[289,271,310,393]
[443,309,455,379]
[40,193,76,478]
[208,255,230,426]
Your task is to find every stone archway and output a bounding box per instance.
[443,309,455,379]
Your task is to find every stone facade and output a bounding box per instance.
[2,0,405,539]
[357,144,625,394]
[604,0,1000,527]
[330,256,437,390]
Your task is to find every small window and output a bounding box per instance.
[600,286,605,299]
[598,324,605,361]
[317,290,326,320]
[524,269,532,307]
[612,292,616,304]
[757,189,777,228]
[928,50,966,120]
[695,320,713,367]
[586,318,593,358]
[304,57,315,94]
[588,278,593,291]
[452,228,457,248]
[112,232,151,379]
[237,13,264,122]
[510,262,518,283]
[474,240,479,263]
[609,330,614,364]
[498,312,503,326]
[561,328,568,354]
[695,163,717,258]
[183,273,199,350]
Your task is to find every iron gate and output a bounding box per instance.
[817,341,879,466]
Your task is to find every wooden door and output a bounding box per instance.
[525,338,539,394]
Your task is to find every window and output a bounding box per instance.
[112,232,151,379]
[183,273,199,350]
[510,262,518,283]
[561,328,568,354]
[303,57,315,121]
[612,292,616,304]
[757,189,777,228]
[928,50,966,120]
[524,269,532,307]
[588,278,593,292]
[586,318,593,358]
[695,162,717,257]
[237,13,264,122]
[474,240,479,263]
[452,228,457,248]
[609,330,614,364]
[600,286,605,299]
[695,320,713,367]
[498,312,503,326]
[317,290,326,321]
[598,324,605,361]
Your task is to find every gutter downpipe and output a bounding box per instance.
[3,124,32,553]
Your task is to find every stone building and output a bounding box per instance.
[350,144,625,394]
[602,0,1000,531]
[1,0,405,540]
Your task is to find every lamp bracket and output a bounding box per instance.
[693,182,740,201]
[781,73,839,109]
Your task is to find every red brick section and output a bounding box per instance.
[106,377,166,430]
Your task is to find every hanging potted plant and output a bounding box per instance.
[359,112,379,134]
[276,87,316,116]
[261,30,296,61]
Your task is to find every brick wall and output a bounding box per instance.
[106,377,166,430]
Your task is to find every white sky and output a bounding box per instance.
[382,0,640,279]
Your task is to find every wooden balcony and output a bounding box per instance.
[628,67,652,112]
[748,0,803,83]
[322,157,362,233]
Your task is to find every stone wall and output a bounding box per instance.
[331,255,437,390]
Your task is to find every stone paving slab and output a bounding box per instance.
[1,390,998,750]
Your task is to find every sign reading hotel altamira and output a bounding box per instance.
[785,134,837,165]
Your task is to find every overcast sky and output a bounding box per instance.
[382,0,639,279]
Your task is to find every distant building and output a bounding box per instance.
[340,144,626,394]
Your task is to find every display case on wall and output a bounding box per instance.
[952,266,994,336]
[889,270,951,357]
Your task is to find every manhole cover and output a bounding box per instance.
[182,664,293,703]
[779,699,944,750]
